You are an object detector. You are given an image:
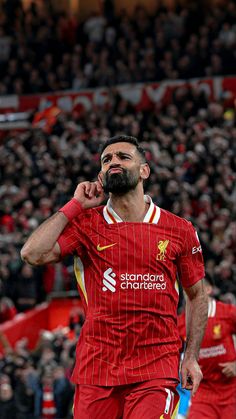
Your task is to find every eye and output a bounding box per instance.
[102,156,111,164]
[120,154,131,160]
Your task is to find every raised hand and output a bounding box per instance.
[74,181,105,209]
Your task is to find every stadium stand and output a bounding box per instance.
[0,1,236,93]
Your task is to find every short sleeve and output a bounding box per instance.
[177,222,205,289]
[57,221,83,258]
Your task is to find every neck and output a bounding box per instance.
[109,187,148,222]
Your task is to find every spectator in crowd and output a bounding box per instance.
[13,359,36,419]
[0,380,17,419]
[13,264,38,312]
[33,365,74,419]
[0,280,17,323]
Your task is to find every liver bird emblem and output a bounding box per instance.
[213,324,222,339]
[156,240,169,261]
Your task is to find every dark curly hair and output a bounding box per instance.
[100,135,146,162]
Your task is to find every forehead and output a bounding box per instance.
[101,142,137,158]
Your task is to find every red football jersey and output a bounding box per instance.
[178,299,236,402]
[58,196,205,386]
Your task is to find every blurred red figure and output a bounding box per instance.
[178,274,236,419]
[0,214,15,233]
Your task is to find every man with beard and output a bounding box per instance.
[21,135,208,419]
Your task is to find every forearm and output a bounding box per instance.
[21,212,68,265]
[184,285,208,359]
[21,198,83,265]
[21,182,104,265]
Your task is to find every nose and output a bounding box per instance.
[107,156,123,174]
[109,155,121,166]
[108,163,122,172]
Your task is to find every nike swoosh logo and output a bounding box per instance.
[97,243,116,251]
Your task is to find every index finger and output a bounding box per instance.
[94,181,103,194]
[192,374,202,397]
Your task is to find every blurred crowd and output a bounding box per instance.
[0,83,235,321]
[0,322,82,419]
[1,1,236,94]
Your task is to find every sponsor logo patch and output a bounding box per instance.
[97,243,116,252]
[102,269,166,292]
[192,245,202,254]
[102,268,117,292]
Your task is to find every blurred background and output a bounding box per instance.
[0,0,235,418]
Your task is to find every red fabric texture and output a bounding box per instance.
[178,300,236,405]
[73,380,179,419]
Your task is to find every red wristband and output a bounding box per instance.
[59,198,83,221]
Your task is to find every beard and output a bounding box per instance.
[102,168,140,194]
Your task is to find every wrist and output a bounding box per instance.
[59,198,83,221]
[183,351,198,361]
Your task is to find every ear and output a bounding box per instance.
[140,163,150,180]
[98,172,104,186]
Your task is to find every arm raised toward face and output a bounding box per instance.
[21,181,105,266]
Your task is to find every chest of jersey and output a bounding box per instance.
[89,222,180,269]
[201,317,231,347]
[76,222,182,310]
[198,313,236,377]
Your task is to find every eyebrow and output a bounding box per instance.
[101,151,133,162]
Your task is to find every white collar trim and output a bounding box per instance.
[103,195,160,224]
[208,299,216,318]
